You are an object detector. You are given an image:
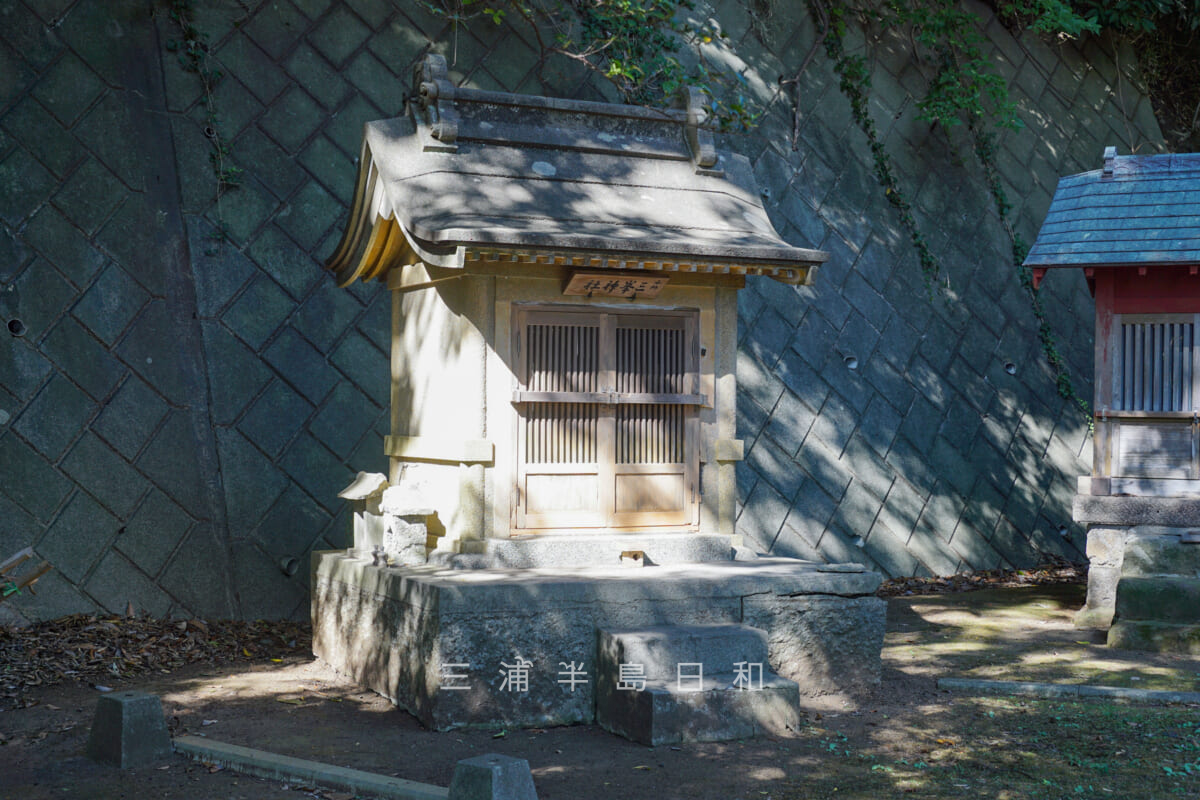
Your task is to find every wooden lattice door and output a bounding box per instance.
[513,307,701,531]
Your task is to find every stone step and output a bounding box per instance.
[596,674,801,746]
[597,624,769,683]
[1115,576,1200,624]
[1108,620,1200,655]
[594,623,797,745]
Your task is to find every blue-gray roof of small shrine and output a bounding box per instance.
[1025,149,1200,268]
[327,55,827,286]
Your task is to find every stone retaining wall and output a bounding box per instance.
[0,0,1165,621]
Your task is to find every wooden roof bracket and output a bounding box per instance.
[1102,145,1116,178]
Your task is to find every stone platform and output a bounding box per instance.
[311,552,884,731]
[1074,494,1200,643]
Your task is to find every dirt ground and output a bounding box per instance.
[4,582,1200,800]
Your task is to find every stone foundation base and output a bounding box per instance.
[311,552,885,730]
[1073,494,1200,633]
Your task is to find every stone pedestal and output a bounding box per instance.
[1073,494,1200,649]
[311,553,884,732]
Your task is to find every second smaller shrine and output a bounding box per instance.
[1027,147,1200,650]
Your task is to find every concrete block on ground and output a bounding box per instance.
[595,624,800,745]
[448,754,538,800]
[595,670,800,746]
[1122,533,1200,577]
[85,690,172,768]
[1115,576,1200,624]
[596,624,769,681]
[1108,620,1200,655]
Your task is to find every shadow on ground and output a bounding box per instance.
[4,584,1200,799]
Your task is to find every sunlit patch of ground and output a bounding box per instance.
[886,584,1200,693]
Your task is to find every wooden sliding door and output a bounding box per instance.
[513,306,701,532]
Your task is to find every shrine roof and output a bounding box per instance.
[1025,147,1200,269]
[326,55,827,287]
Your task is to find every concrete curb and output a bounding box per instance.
[173,735,449,800]
[937,677,1200,704]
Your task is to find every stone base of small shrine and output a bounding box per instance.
[435,532,740,569]
[310,552,884,732]
[1073,494,1200,650]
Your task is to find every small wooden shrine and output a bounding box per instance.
[326,54,827,566]
[308,55,886,736]
[1027,147,1200,647]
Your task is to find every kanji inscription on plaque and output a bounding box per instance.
[563,272,670,298]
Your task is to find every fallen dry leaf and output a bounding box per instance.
[0,615,309,708]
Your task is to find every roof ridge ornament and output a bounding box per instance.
[679,87,721,175]
[414,54,459,152]
[1103,145,1117,178]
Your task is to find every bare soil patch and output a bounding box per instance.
[4,577,1200,799]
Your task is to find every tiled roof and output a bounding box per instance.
[327,55,827,287]
[1024,148,1200,268]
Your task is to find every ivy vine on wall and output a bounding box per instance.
[804,0,1090,418]
[165,0,242,246]
[420,0,764,130]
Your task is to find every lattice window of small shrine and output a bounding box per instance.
[512,306,702,531]
[1106,314,1200,480]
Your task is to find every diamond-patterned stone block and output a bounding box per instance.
[223,273,294,350]
[254,484,331,557]
[265,327,337,405]
[276,179,341,250]
[33,52,104,127]
[310,382,379,459]
[115,489,192,578]
[62,432,149,519]
[72,263,148,345]
[284,44,352,111]
[14,373,95,460]
[92,375,169,461]
[311,6,371,67]
[3,96,83,177]
[247,224,323,300]
[37,490,119,583]
[330,330,388,406]
[201,320,273,425]
[299,134,356,204]
[344,50,406,115]
[280,432,349,512]
[136,412,209,519]
[158,523,237,618]
[52,157,127,235]
[239,379,313,458]
[244,0,309,61]
[215,33,289,105]
[2,258,75,341]
[231,540,307,619]
[186,216,256,316]
[0,146,57,226]
[85,551,173,617]
[0,434,71,522]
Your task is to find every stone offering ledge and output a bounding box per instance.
[316,551,882,607]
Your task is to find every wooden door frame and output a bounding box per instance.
[510,303,702,534]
